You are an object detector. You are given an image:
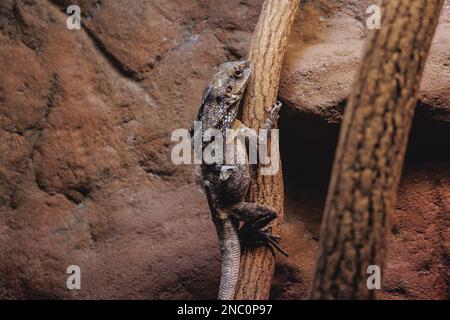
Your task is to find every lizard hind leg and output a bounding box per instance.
[229,202,288,257]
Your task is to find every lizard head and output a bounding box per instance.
[195,60,252,135]
[210,60,252,130]
[213,60,252,105]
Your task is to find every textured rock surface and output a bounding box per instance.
[280,0,450,124]
[0,0,448,299]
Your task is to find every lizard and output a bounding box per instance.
[191,60,287,300]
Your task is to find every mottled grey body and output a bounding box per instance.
[194,60,284,300]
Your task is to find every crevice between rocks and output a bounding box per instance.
[82,26,141,81]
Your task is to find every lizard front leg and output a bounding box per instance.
[262,101,282,132]
[231,101,282,139]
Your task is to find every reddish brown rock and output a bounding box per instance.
[280,0,450,123]
[0,0,449,300]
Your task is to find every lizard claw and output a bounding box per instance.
[261,232,281,241]
[239,227,288,257]
[273,101,282,114]
[265,101,282,115]
[262,101,282,131]
[257,231,288,257]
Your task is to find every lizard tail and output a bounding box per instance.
[216,218,241,300]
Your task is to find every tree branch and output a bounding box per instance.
[235,0,301,300]
[309,0,444,299]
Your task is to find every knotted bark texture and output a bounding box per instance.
[235,0,301,299]
[309,0,445,299]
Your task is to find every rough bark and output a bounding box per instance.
[309,0,445,299]
[234,0,300,300]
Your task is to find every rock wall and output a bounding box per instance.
[0,0,448,299]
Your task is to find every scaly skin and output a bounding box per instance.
[193,60,284,300]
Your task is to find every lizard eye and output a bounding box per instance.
[226,86,233,93]
[234,70,243,78]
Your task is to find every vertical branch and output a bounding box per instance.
[235,0,300,300]
[309,0,444,299]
